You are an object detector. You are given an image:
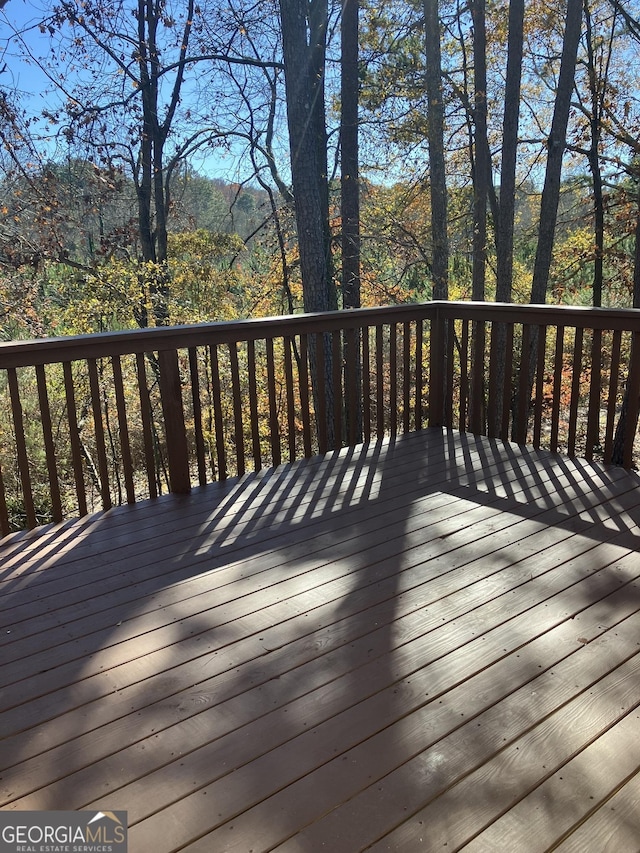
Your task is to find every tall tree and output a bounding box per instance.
[278,0,337,315]
[468,0,490,434]
[490,0,524,437]
[611,174,640,464]
[278,0,337,446]
[495,0,525,303]
[341,0,361,310]
[51,0,200,325]
[471,0,489,304]
[530,0,584,304]
[423,0,448,300]
[579,0,617,307]
[8,0,288,327]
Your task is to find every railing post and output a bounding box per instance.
[623,332,640,468]
[469,318,486,435]
[158,348,191,494]
[515,323,532,444]
[429,305,446,427]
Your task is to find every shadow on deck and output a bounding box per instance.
[2,427,640,852]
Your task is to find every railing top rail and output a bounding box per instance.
[432,301,640,328]
[3,300,640,368]
[0,303,437,368]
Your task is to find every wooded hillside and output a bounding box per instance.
[0,0,639,339]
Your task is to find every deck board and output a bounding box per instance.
[2,428,640,851]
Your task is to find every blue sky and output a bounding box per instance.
[1,2,54,100]
[0,1,257,180]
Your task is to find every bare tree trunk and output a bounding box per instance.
[520,0,582,444]
[134,0,194,326]
[471,0,489,305]
[611,179,640,465]
[279,0,336,445]
[341,0,362,444]
[341,0,361,310]
[583,0,615,308]
[469,0,489,434]
[279,0,336,315]
[309,0,337,312]
[495,0,524,303]
[424,0,448,300]
[530,0,583,304]
[491,0,524,437]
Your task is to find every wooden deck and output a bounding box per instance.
[2,427,640,852]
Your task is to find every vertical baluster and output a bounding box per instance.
[87,358,112,510]
[284,336,297,462]
[515,324,532,444]
[35,363,63,522]
[266,337,281,466]
[7,367,37,528]
[62,361,88,517]
[376,324,385,436]
[135,353,158,498]
[299,334,312,457]
[459,319,470,431]
[247,339,262,470]
[111,355,136,502]
[444,318,454,427]
[585,328,602,460]
[415,319,424,431]
[332,330,342,449]
[402,321,411,434]
[345,326,358,446]
[210,344,227,480]
[469,319,486,435]
[533,325,547,449]
[188,348,207,487]
[389,323,398,436]
[362,326,372,441]
[487,320,500,437]
[228,341,245,476]
[500,324,514,438]
[429,313,440,429]
[604,329,622,462]
[567,327,584,456]
[315,333,328,454]
[550,326,565,453]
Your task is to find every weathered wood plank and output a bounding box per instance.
[2,431,640,853]
[552,766,640,853]
[3,432,635,637]
[253,614,640,853]
[463,699,640,852]
[4,489,640,799]
[125,570,640,851]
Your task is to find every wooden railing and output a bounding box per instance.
[2,301,640,535]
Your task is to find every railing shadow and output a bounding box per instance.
[2,428,640,849]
